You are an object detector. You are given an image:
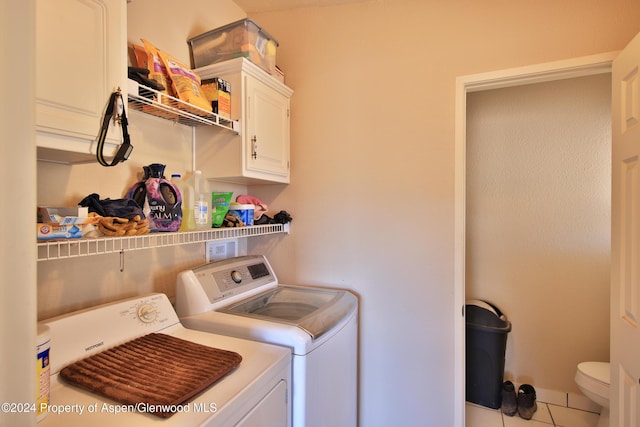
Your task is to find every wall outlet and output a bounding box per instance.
[205,238,238,262]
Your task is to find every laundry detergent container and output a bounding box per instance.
[465,299,511,409]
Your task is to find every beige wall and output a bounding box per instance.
[246,1,638,425]
[466,74,611,394]
[31,1,640,426]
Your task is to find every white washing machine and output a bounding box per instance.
[38,293,291,427]
[176,255,358,427]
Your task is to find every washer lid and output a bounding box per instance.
[220,286,357,340]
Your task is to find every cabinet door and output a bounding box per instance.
[35,0,125,161]
[244,75,290,182]
[234,380,288,426]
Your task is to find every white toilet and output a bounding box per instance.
[575,361,610,427]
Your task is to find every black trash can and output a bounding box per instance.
[465,299,511,409]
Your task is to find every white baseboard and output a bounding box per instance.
[534,386,601,413]
[567,392,601,413]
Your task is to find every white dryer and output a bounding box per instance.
[176,255,358,427]
[38,293,291,427]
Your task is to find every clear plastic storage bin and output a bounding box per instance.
[189,19,278,74]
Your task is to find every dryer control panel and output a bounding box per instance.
[39,293,180,375]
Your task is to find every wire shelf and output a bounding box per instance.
[37,224,287,261]
[127,79,239,132]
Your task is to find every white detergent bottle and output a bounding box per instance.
[192,170,211,229]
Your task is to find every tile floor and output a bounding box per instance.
[466,401,600,427]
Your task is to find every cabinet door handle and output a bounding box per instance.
[251,135,258,159]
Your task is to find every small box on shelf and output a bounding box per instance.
[37,207,99,240]
[202,77,231,120]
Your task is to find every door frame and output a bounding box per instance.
[453,51,618,427]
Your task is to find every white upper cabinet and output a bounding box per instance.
[245,75,291,180]
[196,58,293,184]
[35,0,126,163]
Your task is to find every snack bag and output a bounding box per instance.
[157,49,212,114]
[128,43,148,69]
[211,192,233,227]
[141,38,175,100]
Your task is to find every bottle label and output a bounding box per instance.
[36,338,50,419]
[195,201,208,225]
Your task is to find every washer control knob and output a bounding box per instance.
[137,304,157,323]
[231,270,242,284]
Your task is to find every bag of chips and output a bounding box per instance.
[157,49,212,114]
[141,39,174,99]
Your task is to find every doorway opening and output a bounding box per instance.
[453,52,617,427]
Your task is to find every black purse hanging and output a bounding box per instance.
[96,88,133,167]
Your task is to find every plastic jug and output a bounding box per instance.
[127,164,182,232]
[171,173,195,231]
[183,170,210,230]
